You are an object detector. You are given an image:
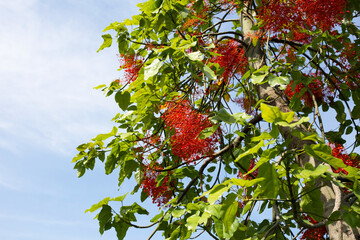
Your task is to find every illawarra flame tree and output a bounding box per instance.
[73,0,360,239]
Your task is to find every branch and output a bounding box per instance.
[203,227,220,240]
[263,202,281,239]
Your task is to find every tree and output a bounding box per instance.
[73,0,360,239]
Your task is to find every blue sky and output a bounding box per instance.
[0,0,155,239]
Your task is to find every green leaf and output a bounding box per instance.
[304,144,347,169]
[94,84,107,90]
[169,226,182,239]
[258,162,280,198]
[131,202,149,215]
[144,59,163,80]
[235,140,264,162]
[98,205,112,234]
[231,178,264,196]
[76,143,89,152]
[222,202,238,232]
[297,165,329,181]
[211,109,236,124]
[151,211,164,223]
[330,101,346,123]
[171,209,186,218]
[213,218,225,238]
[111,193,128,202]
[232,112,252,125]
[97,34,113,52]
[198,125,219,139]
[291,129,320,142]
[241,201,252,215]
[343,209,360,229]
[85,197,111,213]
[76,165,85,178]
[203,65,217,80]
[105,152,118,175]
[92,126,118,141]
[113,217,130,240]
[186,51,204,61]
[268,75,290,90]
[186,215,201,232]
[260,103,294,123]
[115,91,131,111]
[300,186,323,222]
[251,73,267,84]
[207,184,231,204]
[205,204,221,219]
[246,148,279,175]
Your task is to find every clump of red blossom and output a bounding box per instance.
[300,214,328,240]
[161,99,220,163]
[330,143,360,174]
[210,39,248,82]
[258,0,347,42]
[118,53,143,84]
[284,78,331,107]
[140,164,173,207]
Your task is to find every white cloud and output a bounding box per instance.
[0,0,129,155]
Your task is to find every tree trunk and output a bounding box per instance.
[240,2,359,239]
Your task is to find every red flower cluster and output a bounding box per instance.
[284,78,328,107]
[118,53,143,84]
[258,0,346,41]
[210,39,248,82]
[140,164,173,207]
[161,100,219,163]
[300,214,328,240]
[330,143,360,174]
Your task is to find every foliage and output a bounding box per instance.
[73,0,360,239]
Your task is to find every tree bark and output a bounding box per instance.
[240,2,359,239]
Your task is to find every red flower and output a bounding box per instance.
[118,53,143,84]
[300,214,328,240]
[210,39,248,82]
[330,143,360,174]
[161,100,220,163]
[140,164,173,207]
[258,0,346,42]
[284,78,329,107]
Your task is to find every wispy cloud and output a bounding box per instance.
[0,1,144,240]
[0,0,131,156]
